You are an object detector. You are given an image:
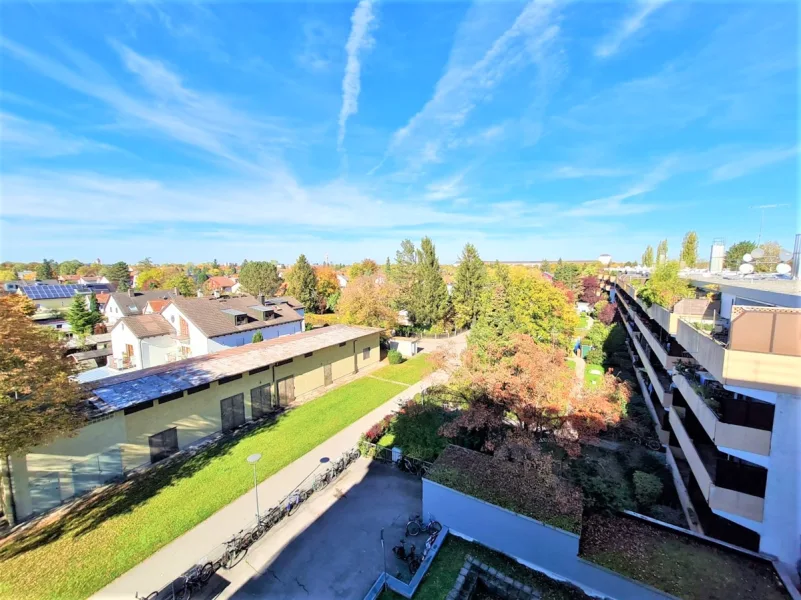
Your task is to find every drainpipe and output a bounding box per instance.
[792,233,800,281]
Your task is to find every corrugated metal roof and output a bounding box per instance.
[86,324,381,414]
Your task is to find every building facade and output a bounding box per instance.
[7,325,381,521]
[608,273,801,567]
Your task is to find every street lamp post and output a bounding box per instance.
[247,453,262,521]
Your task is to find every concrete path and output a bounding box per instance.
[574,354,586,382]
[95,334,466,599]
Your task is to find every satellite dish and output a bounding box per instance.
[776,263,791,275]
[739,263,755,274]
[779,250,792,261]
[751,248,765,259]
[742,253,753,263]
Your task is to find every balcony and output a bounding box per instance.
[628,330,673,408]
[672,373,772,457]
[669,410,765,524]
[625,341,670,444]
[677,306,801,395]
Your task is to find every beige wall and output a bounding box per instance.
[10,331,381,521]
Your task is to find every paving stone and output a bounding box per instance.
[514,580,523,589]
[488,567,497,575]
[480,564,489,571]
[459,567,469,576]
[522,585,532,594]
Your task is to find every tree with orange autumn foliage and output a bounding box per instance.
[441,334,629,456]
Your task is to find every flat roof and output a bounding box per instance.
[685,274,801,308]
[85,324,381,414]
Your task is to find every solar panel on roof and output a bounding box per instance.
[21,284,84,300]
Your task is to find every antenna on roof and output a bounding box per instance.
[749,204,788,246]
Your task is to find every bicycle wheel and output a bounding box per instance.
[200,562,214,583]
[406,521,421,537]
[173,578,191,600]
[427,521,442,534]
[646,439,662,451]
[222,546,247,570]
[250,524,264,544]
[313,474,327,492]
[408,557,421,575]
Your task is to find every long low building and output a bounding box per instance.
[8,324,381,521]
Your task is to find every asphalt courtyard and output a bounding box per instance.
[205,458,421,600]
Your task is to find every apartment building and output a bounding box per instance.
[7,324,381,522]
[609,273,801,567]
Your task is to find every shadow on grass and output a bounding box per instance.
[0,411,286,562]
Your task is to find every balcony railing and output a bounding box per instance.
[677,309,801,394]
[672,373,772,456]
[669,410,765,524]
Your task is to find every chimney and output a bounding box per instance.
[258,293,265,305]
[173,287,180,296]
[128,288,135,298]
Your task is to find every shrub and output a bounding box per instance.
[633,470,663,507]
[387,349,405,364]
[392,402,451,461]
[585,347,605,365]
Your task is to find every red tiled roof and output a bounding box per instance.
[146,299,171,313]
[206,276,235,289]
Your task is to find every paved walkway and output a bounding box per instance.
[95,334,466,599]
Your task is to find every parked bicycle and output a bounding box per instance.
[173,562,214,600]
[221,530,249,570]
[392,539,421,575]
[405,513,441,537]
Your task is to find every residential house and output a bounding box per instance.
[17,283,89,310]
[58,274,81,283]
[78,275,110,285]
[205,276,236,294]
[336,273,348,288]
[107,295,305,372]
[103,289,179,325]
[8,324,380,521]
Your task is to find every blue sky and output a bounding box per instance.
[0,1,798,265]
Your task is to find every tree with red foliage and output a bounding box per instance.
[580,276,601,303]
[596,302,616,325]
[553,280,575,304]
[441,334,629,456]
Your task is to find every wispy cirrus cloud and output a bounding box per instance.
[548,165,633,179]
[0,112,116,158]
[0,36,291,173]
[425,171,468,201]
[374,0,564,175]
[595,0,672,59]
[710,146,798,182]
[337,0,378,153]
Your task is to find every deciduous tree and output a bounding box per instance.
[163,273,196,296]
[58,259,83,276]
[452,243,487,328]
[656,239,668,264]
[336,276,398,329]
[442,335,629,456]
[638,261,695,308]
[755,241,783,273]
[553,262,582,296]
[507,267,579,347]
[238,261,281,297]
[579,276,601,303]
[540,259,551,273]
[349,258,379,278]
[286,254,318,311]
[35,259,56,280]
[680,231,698,268]
[641,246,654,267]
[0,269,17,282]
[314,266,340,312]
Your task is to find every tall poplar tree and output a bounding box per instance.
[681,231,699,268]
[642,246,654,267]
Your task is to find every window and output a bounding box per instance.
[149,428,178,464]
[249,365,270,376]
[304,352,313,358]
[362,347,371,360]
[221,394,245,432]
[219,374,243,385]
[124,400,154,415]
[275,358,293,367]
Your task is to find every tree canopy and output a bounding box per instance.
[637,261,695,308]
[0,269,17,282]
[553,262,582,296]
[656,239,668,264]
[724,240,756,270]
[680,231,698,268]
[103,261,130,291]
[579,276,601,303]
[238,261,281,297]
[411,237,451,329]
[67,295,102,336]
[163,273,197,296]
[349,259,379,278]
[58,259,83,276]
[0,295,85,456]
[314,266,340,312]
[452,243,487,329]
[641,246,654,267]
[286,254,318,312]
[336,276,398,329]
[35,259,56,280]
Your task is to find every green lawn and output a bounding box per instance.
[578,314,589,330]
[0,372,426,600]
[584,363,604,388]
[371,353,434,385]
[378,536,589,600]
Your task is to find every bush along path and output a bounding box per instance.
[0,356,440,600]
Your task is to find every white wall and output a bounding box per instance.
[141,335,175,368]
[161,303,210,358]
[104,296,126,326]
[111,322,143,369]
[760,391,801,567]
[208,321,302,351]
